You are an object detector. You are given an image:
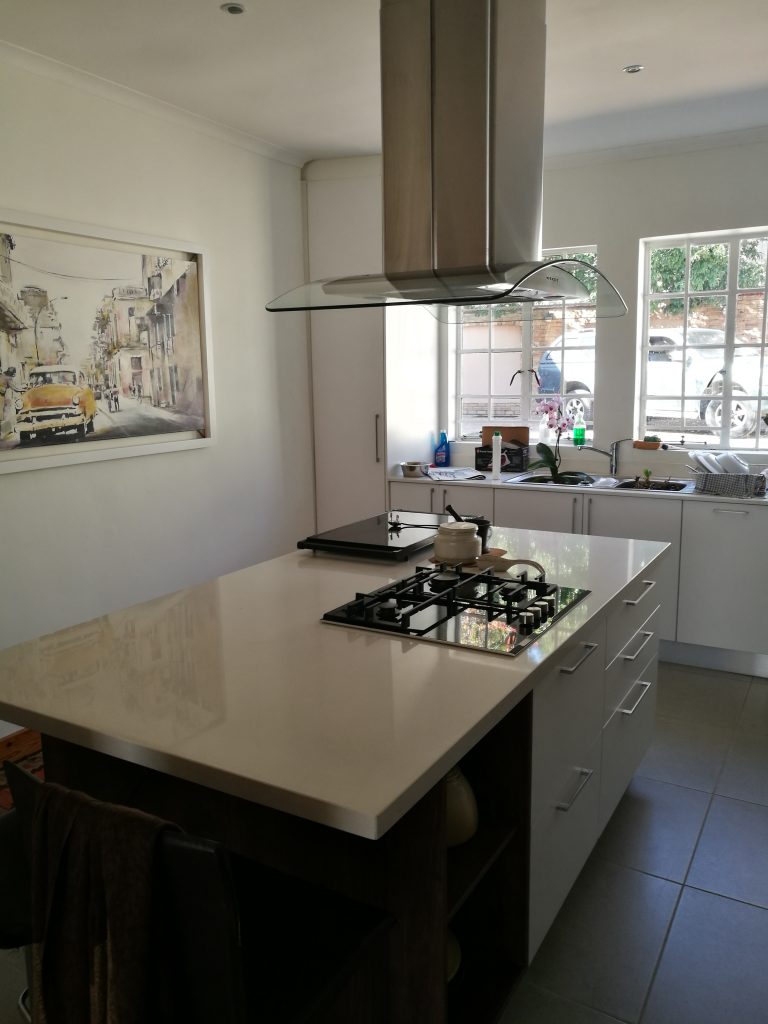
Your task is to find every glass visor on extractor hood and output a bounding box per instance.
[265,258,627,324]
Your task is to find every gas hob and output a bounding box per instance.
[323,564,590,658]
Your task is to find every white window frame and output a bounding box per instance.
[452,246,598,440]
[640,229,768,450]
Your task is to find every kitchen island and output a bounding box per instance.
[0,526,667,1022]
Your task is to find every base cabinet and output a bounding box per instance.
[389,481,494,521]
[677,501,768,652]
[494,487,582,533]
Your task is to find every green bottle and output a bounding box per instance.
[573,409,586,446]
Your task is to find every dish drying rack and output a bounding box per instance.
[691,471,766,498]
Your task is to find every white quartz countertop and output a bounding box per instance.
[0,528,667,839]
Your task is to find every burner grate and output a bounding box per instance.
[323,565,590,657]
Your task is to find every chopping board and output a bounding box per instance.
[429,548,517,572]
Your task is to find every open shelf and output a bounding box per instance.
[447,822,517,920]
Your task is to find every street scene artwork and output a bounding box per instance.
[0,221,209,465]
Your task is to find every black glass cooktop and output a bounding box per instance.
[323,563,591,657]
[297,511,448,561]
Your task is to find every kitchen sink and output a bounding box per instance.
[508,472,694,492]
[509,472,614,487]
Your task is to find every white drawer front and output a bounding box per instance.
[604,606,659,726]
[532,619,605,826]
[529,732,602,958]
[606,577,659,662]
[599,656,658,832]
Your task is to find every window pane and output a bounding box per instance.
[460,398,488,434]
[690,243,729,291]
[688,295,726,332]
[738,238,767,289]
[735,292,764,346]
[649,299,684,332]
[492,351,522,394]
[461,321,489,350]
[731,347,763,397]
[649,246,686,294]
[460,352,488,393]
[491,397,521,419]
[646,349,683,396]
[490,321,522,349]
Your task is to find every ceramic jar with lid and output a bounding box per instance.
[445,766,479,847]
[433,522,481,563]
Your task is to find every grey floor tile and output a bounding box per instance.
[641,888,768,1024]
[655,662,749,727]
[527,859,679,1023]
[716,730,768,806]
[736,678,768,735]
[592,776,710,882]
[636,715,731,792]
[687,795,768,908]
[500,979,625,1024]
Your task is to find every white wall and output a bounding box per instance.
[543,133,768,477]
[305,133,768,481]
[0,56,315,668]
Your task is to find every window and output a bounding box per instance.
[455,249,598,439]
[641,232,768,448]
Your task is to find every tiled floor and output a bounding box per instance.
[2,663,766,1023]
[501,661,768,1024]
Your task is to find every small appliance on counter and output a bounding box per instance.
[297,511,449,562]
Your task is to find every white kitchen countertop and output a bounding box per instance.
[390,472,768,505]
[0,528,667,839]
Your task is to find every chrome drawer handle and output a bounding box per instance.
[556,767,594,811]
[559,642,599,675]
[713,508,749,515]
[619,680,652,716]
[623,580,656,606]
[622,630,654,663]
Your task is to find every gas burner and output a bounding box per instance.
[323,565,590,658]
[430,569,462,591]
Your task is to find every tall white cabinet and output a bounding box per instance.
[305,161,387,532]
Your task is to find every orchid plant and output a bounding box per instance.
[529,395,590,485]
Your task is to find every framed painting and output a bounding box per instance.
[0,208,214,474]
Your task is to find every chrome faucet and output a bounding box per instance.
[577,437,633,476]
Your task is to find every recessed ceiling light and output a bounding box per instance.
[623,64,645,74]
[220,2,246,13]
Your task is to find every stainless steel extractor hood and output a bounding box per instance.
[267,0,626,320]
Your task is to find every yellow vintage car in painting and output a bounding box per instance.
[16,365,97,443]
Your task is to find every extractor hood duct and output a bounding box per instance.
[267,0,626,321]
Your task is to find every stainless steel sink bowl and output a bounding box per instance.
[507,472,694,492]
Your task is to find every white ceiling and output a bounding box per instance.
[1,0,767,163]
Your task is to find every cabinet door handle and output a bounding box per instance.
[430,486,436,513]
[619,680,652,715]
[559,642,599,675]
[442,488,448,512]
[622,630,654,663]
[556,767,594,811]
[713,508,749,515]
[571,496,578,533]
[585,496,592,534]
[623,579,656,606]
[374,413,381,463]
